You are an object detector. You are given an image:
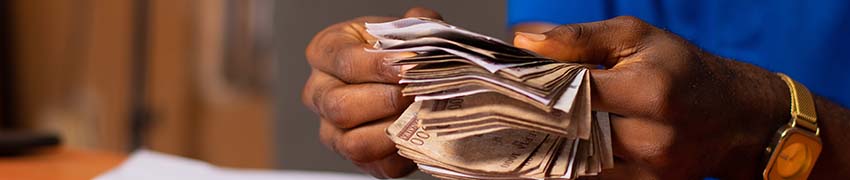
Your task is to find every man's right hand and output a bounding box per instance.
[302,7,443,178]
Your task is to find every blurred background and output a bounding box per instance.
[0,0,506,176]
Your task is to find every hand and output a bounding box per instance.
[514,16,791,179]
[302,7,443,178]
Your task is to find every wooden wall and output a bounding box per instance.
[8,0,275,168]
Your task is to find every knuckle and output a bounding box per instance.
[309,80,333,116]
[550,24,588,42]
[305,41,317,62]
[333,48,359,82]
[598,16,656,59]
[374,57,397,82]
[306,24,341,65]
[318,124,336,150]
[312,90,327,116]
[305,40,325,68]
[301,78,317,113]
[642,73,675,118]
[612,16,649,29]
[321,91,358,129]
[611,16,655,38]
[382,86,403,111]
[306,19,359,70]
[305,29,327,62]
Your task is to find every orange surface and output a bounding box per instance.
[0,147,126,180]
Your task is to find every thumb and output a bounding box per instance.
[403,7,443,20]
[515,16,658,114]
[514,16,650,67]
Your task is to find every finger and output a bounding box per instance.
[593,160,659,180]
[319,116,417,179]
[353,153,416,178]
[307,70,412,129]
[513,16,654,67]
[607,113,674,168]
[512,16,663,114]
[306,16,403,84]
[319,117,400,164]
[587,68,656,115]
[302,69,344,114]
[511,22,557,34]
[403,7,443,20]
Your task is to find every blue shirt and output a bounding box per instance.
[508,0,850,108]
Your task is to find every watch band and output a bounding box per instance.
[776,73,819,135]
[764,73,822,180]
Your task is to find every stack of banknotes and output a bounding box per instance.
[367,17,613,179]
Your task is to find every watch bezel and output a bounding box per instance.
[763,125,822,180]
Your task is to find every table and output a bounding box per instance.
[0,147,126,180]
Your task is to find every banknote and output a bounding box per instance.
[370,17,613,179]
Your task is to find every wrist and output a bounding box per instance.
[704,56,791,179]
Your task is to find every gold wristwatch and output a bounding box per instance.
[763,73,821,180]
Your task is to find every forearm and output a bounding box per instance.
[809,96,850,178]
[732,61,850,178]
[707,56,792,179]
[707,56,850,179]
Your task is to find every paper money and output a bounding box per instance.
[371,17,613,180]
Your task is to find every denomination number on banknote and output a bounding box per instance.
[410,131,431,145]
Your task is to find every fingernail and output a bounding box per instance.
[386,52,416,60]
[384,60,402,75]
[400,65,416,72]
[515,32,547,41]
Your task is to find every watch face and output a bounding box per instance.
[765,128,822,180]
[775,142,809,177]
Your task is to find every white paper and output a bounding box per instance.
[95,149,374,180]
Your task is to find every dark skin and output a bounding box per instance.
[303,7,850,179]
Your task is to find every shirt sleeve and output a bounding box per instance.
[507,0,610,28]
